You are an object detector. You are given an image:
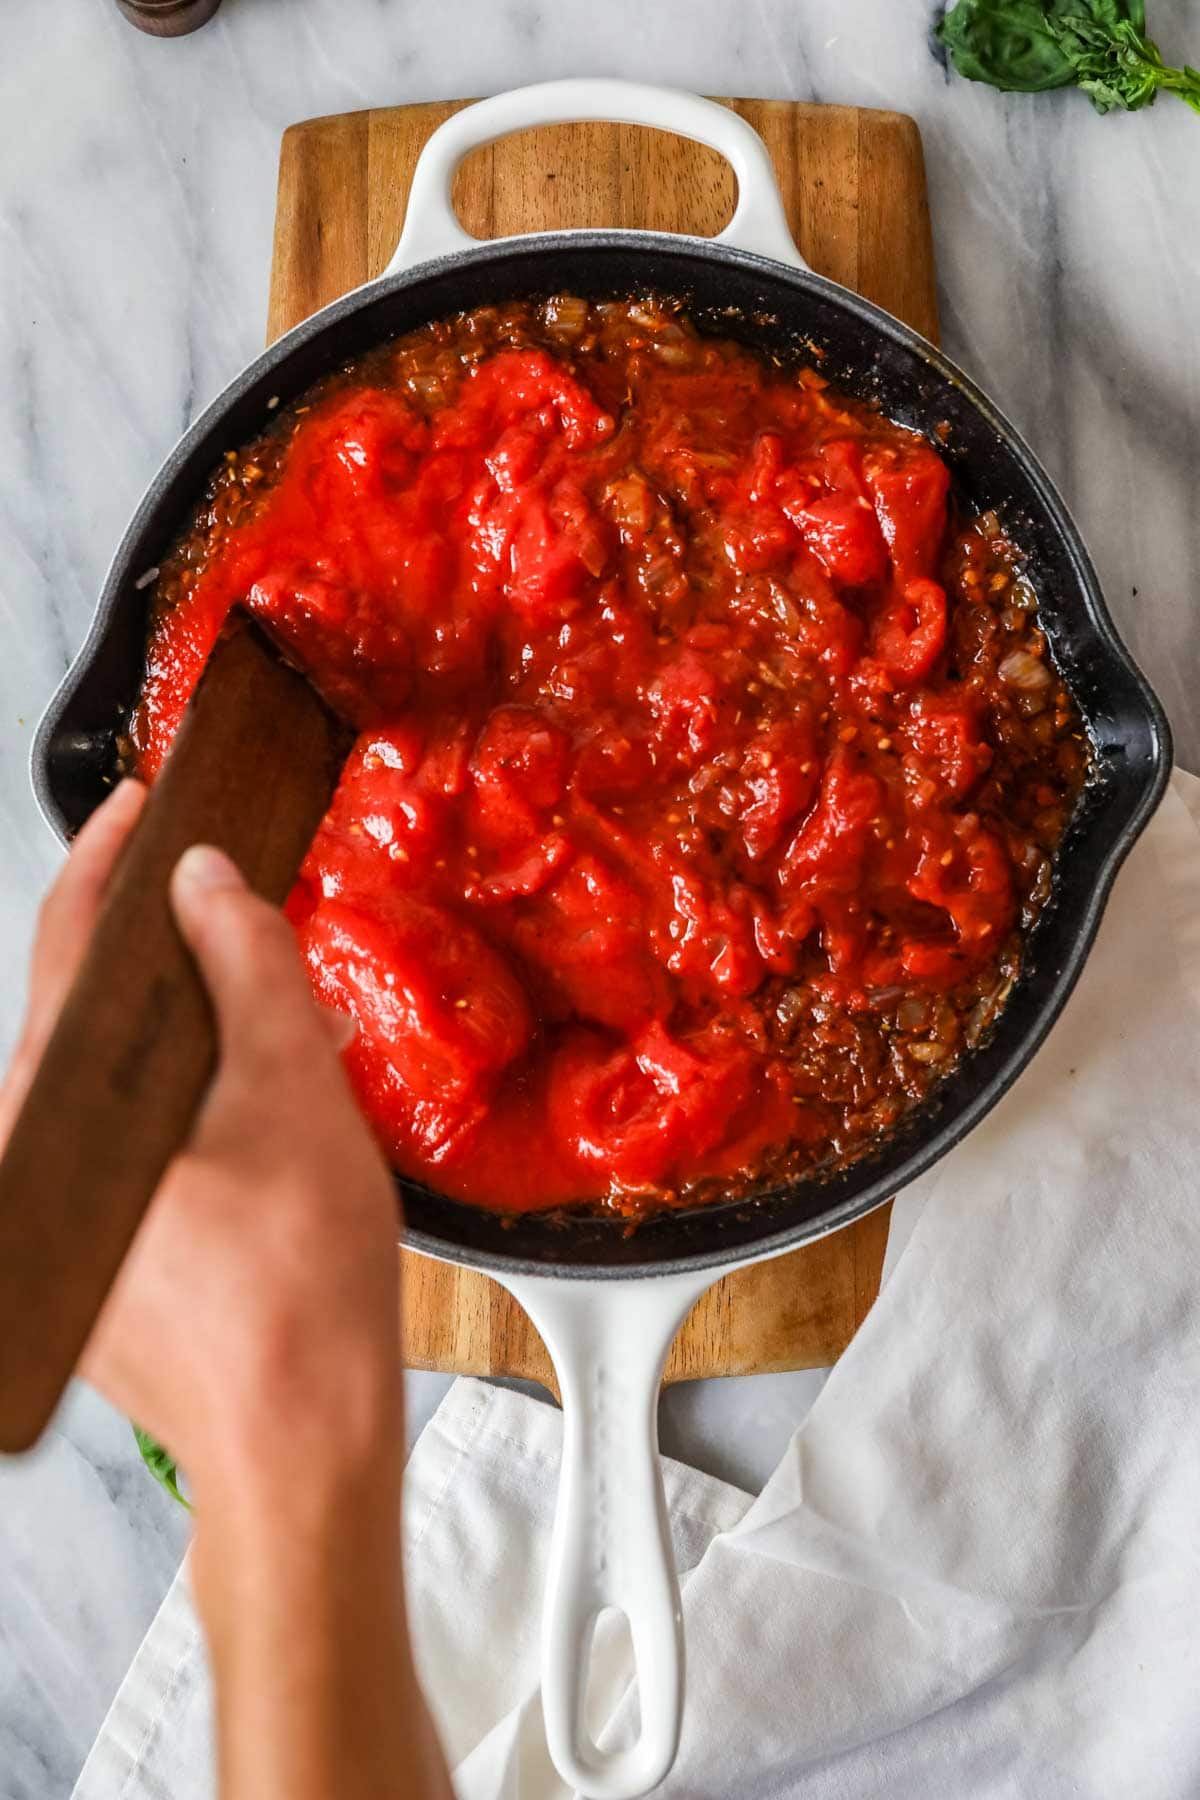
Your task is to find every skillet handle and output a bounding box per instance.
[385,79,809,276]
[499,1267,715,1800]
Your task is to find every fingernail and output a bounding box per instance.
[109,777,147,812]
[319,1004,360,1052]
[174,844,244,895]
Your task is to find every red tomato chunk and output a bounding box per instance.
[133,298,1086,1215]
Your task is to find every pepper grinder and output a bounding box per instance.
[115,0,223,35]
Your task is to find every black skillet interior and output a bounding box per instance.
[32,234,1172,1279]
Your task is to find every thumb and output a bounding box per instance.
[170,845,331,1072]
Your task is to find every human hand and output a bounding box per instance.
[1,779,403,1507]
[3,780,450,1799]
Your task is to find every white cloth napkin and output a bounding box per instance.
[73,771,1200,1800]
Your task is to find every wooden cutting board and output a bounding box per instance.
[268,99,938,1389]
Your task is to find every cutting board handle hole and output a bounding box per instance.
[451,123,736,242]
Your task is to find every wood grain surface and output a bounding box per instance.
[269,99,939,1390]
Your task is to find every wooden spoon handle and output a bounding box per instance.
[0,622,348,1451]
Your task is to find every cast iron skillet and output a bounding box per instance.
[30,84,1170,1798]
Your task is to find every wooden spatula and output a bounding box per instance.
[0,618,350,1452]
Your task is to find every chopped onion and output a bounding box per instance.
[542,294,589,341]
[965,976,1014,1048]
[775,988,807,1029]
[629,302,672,330]
[406,368,449,408]
[999,649,1052,691]
[602,473,654,534]
[897,996,931,1031]
[651,340,693,367]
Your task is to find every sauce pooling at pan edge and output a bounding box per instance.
[133,295,1087,1216]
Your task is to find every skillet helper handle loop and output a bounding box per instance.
[501,1268,714,1800]
[385,78,809,275]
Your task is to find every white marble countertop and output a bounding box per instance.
[0,0,1197,1792]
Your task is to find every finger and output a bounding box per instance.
[170,845,335,1070]
[25,779,147,1049]
[319,1004,359,1053]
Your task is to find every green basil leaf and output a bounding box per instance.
[937,0,1076,90]
[1052,0,1141,31]
[133,1424,192,1510]
[938,0,1200,117]
[1053,11,1175,110]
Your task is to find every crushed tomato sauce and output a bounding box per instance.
[132,296,1087,1216]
